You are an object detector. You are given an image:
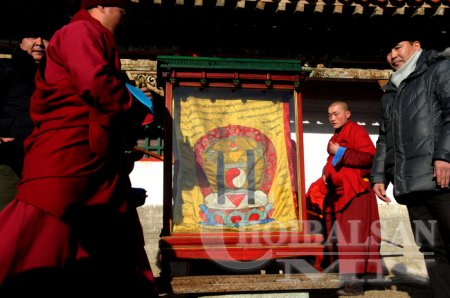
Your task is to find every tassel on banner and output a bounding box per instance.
[194,0,203,6]
[216,0,226,6]
[175,0,184,5]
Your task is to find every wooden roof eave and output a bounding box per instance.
[129,0,449,16]
[120,59,393,84]
[306,66,393,81]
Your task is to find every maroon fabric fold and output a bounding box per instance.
[323,120,375,212]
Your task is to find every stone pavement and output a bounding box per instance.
[155,272,431,298]
[137,203,431,298]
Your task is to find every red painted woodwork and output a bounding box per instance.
[158,58,324,275]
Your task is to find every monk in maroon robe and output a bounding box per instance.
[321,101,382,295]
[0,1,158,296]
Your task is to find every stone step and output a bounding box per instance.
[199,293,309,298]
[169,273,342,295]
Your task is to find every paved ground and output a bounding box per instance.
[310,275,430,298]
[139,203,432,298]
[156,273,431,298]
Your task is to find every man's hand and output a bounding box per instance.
[434,160,450,188]
[328,141,340,155]
[373,183,392,203]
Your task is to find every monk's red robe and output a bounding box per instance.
[322,120,382,275]
[0,10,157,294]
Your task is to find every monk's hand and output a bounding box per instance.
[373,183,391,203]
[139,85,154,101]
[328,141,340,155]
[434,160,450,189]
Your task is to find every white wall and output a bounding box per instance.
[130,160,164,206]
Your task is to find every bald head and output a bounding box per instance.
[329,101,349,112]
[328,101,351,129]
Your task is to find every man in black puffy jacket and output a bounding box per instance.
[0,35,48,210]
[370,36,450,298]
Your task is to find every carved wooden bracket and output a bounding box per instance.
[121,59,165,97]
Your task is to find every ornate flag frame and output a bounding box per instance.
[157,56,324,277]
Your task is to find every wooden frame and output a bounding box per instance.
[157,56,323,273]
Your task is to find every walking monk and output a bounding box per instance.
[0,0,158,296]
[321,101,382,296]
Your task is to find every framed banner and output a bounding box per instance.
[157,56,323,273]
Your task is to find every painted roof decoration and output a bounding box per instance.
[130,0,448,16]
[0,0,448,69]
[157,55,305,71]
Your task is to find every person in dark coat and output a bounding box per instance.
[371,34,450,298]
[0,35,48,210]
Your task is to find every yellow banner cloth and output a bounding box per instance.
[172,96,299,232]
